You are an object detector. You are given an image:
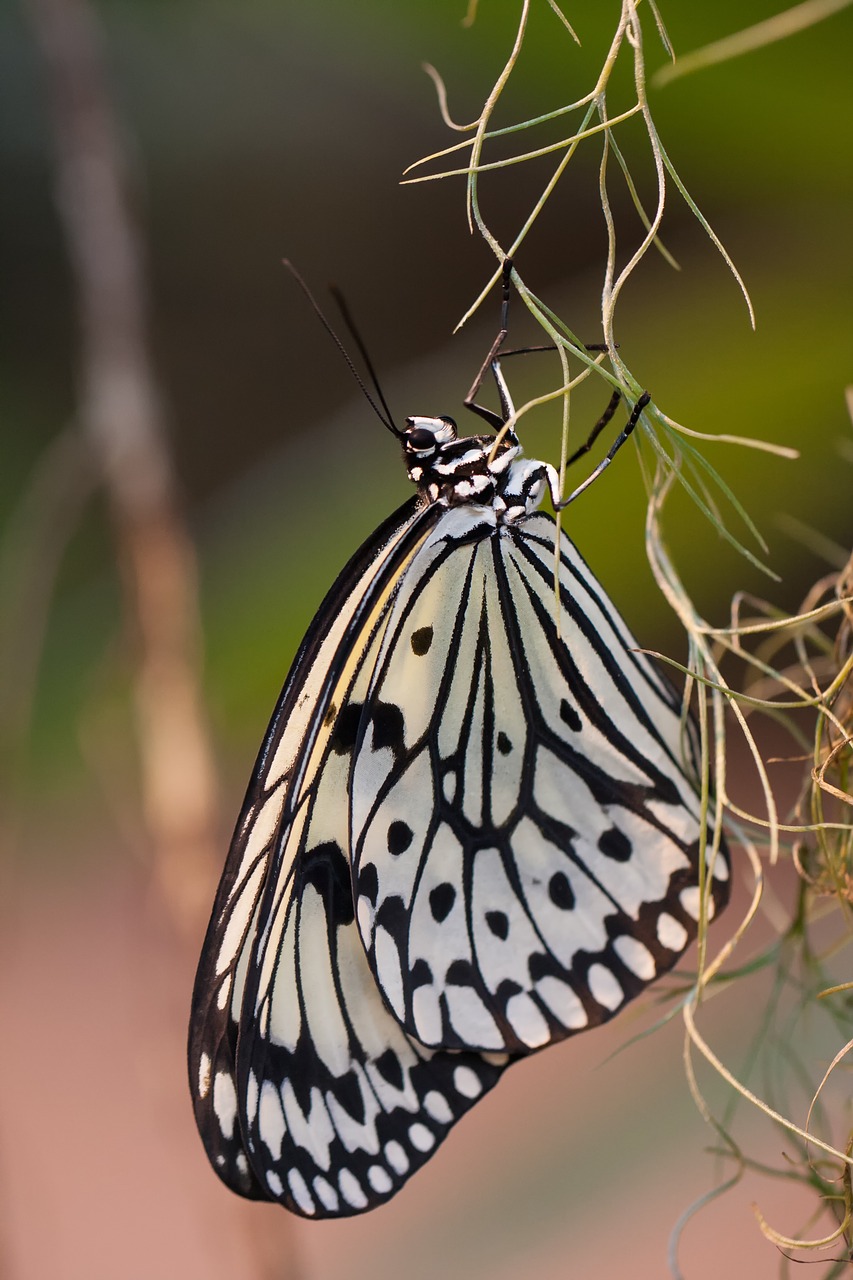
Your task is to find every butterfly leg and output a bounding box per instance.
[463,259,517,434]
[565,389,623,469]
[556,391,651,509]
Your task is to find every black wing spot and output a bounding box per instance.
[323,700,337,727]
[302,842,355,925]
[528,950,560,982]
[335,1071,366,1124]
[496,731,513,756]
[370,702,406,753]
[411,626,434,656]
[548,871,575,911]
[485,910,509,940]
[559,699,582,733]
[429,882,456,922]
[410,958,433,987]
[655,775,681,804]
[376,894,406,936]
[495,978,522,1004]
[375,1048,404,1090]
[387,820,413,856]
[598,827,632,862]
[331,702,363,755]
[446,959,477,986]
[357,862,378,904]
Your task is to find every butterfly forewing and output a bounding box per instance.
[190,497,431,1195]
[190,496,509,1215]
[351,511,729,1054]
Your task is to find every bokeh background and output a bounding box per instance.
[1,2,851,1277]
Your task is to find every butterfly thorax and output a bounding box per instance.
[403,414,557,525]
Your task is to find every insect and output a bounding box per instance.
[189,265,730,1218]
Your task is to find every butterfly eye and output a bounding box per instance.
[406,426,439,453]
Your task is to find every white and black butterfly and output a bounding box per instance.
[189,269,730,1218]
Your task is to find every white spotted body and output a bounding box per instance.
[189,406,729,1217]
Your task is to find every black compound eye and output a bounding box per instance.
[407,427,438,452]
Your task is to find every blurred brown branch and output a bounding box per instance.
[20,2,304,1270]
[24,0,220,936]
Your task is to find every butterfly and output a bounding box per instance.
[188,267,730,1218]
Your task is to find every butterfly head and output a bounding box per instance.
[403,415,459,458]
[402,414,523,509]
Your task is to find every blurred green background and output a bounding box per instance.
[3,0,851,815]
[1,3,851,1277]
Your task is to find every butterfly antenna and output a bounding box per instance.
[282,259,401,438]
[328,285,398,434]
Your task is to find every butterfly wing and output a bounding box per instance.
[351,510,730,1053]
[188,495,506,1215]
[235,713,506,1216]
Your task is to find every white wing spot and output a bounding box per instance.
[657,912,688,951]
[505,992,551,1047]
[587,963,623,1011]
[281,1081,334,1172]
[453,1065,482,1100]
[680,886,712,921]
[384,1140,409,1174]
[535,976,588,1029]
[212,1071,238,1140]
[245,1070,259,1124]
[444,984,505,1050]
[408,1122,435,1152]
[374,926,405,1018]
[235,1153,249,1176]
[326,1082,381,1158]
[215,974,232,1011]
[614,935,656,980]
[423,1091,453,1125]
[357,895,374,941]
[313,1176,340,1212]
[443,770,457,802]
[368,1164,393,1194]
[338,1168,368,1210]
[711,851,730,880]
[259,1080,286,1160]
[288,1168,316,1215]
[197,1052,211,1099]
[267,1170,283,1196]
[412,984,443,1044]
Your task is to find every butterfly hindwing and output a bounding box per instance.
[351,511,730,1054]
